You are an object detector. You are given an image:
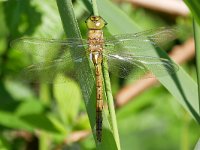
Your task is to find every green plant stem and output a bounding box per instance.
[193,20,200,113]
[91,0,120,148]
[184,0,200,25]
[56,0,82,38]
[39,85,50,150]
[39,83,51,106]
[56,0,97,140]
[102,60,121,150]
[181,113,189,150]
[39,132,49,150]
[91,0,99,16]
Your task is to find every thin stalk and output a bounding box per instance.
[91,0,120,148]
[102,60,121,150]
[193,20,200,113]
[39,86,50,150]
[181,112,189,150]
[39,132,49,150]
[39,83,51,106]
[91,0,99,16]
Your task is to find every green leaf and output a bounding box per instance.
[15,99,45,116]
[47,114,67,134]
[194,138,200,150]
[4,79,34,100]
[0,136,10,150]
[0,111,33,131]
[184,0,200,25]
[21,114,61,133]
[53,75,82,125]
[193,20,200,115]
[184,0,200,108]
[3,0,42,37]
[3,0,63,38]
[0,81,17,111]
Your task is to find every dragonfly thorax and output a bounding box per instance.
[88,28,104,53]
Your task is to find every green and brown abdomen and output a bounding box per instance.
[88,29,104,142]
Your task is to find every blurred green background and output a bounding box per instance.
[0,0,199,150]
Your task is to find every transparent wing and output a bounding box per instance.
[10,37,88,59]
[104,27,177,55]
[11,37,90,83]
[104,53,178,79]
[17,56,91,83]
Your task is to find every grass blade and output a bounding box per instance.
[194,138,200,150]
[90,0,121,149]
[193,20,200,118]
[184,0,200,118]
[184,0,200,25]
[103,59,121,149]
[91,0,99,16]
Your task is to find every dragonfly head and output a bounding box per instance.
[85,16,107,30]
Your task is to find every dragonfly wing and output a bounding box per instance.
[11,37,92,84]
[18,56,90,83]
[104,53,179,79]
[11,38,88,60]
[104,27,177,55]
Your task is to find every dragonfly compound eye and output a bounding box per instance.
[86,16,106,30]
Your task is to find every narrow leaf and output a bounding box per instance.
[193,20,200,115]
[184,0,200,25]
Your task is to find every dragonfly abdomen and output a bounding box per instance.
[95,64,103,142]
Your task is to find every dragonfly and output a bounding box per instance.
[11,16,178,142]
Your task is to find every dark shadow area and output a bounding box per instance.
[0,81,20,112]
[3,0,42,38]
